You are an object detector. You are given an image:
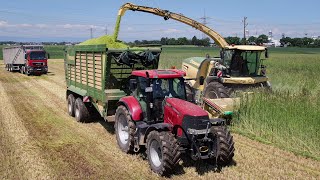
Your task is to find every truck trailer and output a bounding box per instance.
[3,45,49,75]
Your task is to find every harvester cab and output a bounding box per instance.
[115,69,235,175]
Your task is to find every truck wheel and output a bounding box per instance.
[74,98,90,123]
[204,82,229,99]
[146,131,180,176]
[67,94,75,117]
[211,126,235,166]
[115,105,136,153]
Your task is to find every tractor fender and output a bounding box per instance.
[143,123,173,143]
[117,96,143,121]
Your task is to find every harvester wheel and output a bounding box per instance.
[74,98,90,123]
[211,126,235,166]
[67,94,75,117]
[204,82,229,99]
[115,105,136,153]
[146,131,180,176]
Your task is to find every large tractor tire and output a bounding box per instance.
[203,82,229,99]
[211,126,235,166]
[74,97,90,123]
[146,131,180,176]
[67,94,76,117]
[115,105,136,153]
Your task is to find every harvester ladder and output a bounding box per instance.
[12,47,23,64]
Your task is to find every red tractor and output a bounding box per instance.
[115,69,235,176]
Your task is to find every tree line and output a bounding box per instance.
[128,34,320,48]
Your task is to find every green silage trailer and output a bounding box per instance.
[64,44,161,122]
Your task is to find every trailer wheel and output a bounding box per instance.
[211,126,235,166]
[146,131,180,176]
[203,82,229,99]
[67,94,76,117]
[115,105,136,153]
[74,98,90,123]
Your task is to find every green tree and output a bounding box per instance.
[248,36,257,44]
[256,34,269,45]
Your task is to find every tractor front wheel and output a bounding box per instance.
[146,131,180,176]
[115,105,136,153]
[211,126,235,166]
[204,82,229,99]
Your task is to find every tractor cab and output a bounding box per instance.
[130,69,187,122]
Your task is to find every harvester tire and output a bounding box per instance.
[146,131,180,176]
[67,94,75,117]
[211,126,235,166]
[204,82,229,99]
[115,105,136,153]
[74,98,90,123]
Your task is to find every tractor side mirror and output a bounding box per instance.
[47,53,50,59]
[24,54,27,59]
[199,76,205,85]
[129,79,137,91]
[265,49,269,58]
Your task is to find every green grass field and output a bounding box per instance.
[1,44,319,160]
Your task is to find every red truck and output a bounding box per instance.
[3,45,49,75]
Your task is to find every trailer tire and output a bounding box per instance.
[204,82,229,99]
[74,98,90,123]
[211,126,235,166]
[115,105,136,153]
[67,94,76,117]
[146,131,180,176]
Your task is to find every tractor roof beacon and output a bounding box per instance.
[115,69,235,176]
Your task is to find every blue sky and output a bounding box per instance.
[0,0,319,42]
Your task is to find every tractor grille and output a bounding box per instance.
[182,115,210,133]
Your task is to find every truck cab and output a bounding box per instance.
[24,49,48,75]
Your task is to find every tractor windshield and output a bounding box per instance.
[153,78,186,100]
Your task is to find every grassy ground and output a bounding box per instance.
[0,59,319,179]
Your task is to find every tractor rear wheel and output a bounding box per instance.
[115,105,136,153]
[67,94,75,117]
[211,126,235,166]
[204,82,229,99]
[146,131,180,176]
[74,97,90,122]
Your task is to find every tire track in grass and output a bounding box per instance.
[0,77,53,179]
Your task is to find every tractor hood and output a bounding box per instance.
[165,98,208,117]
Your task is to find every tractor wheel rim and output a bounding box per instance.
[150,139,162,167]
[117,114,129,145]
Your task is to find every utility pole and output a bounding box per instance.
[242,17,248,44]
[200,9,210,39]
